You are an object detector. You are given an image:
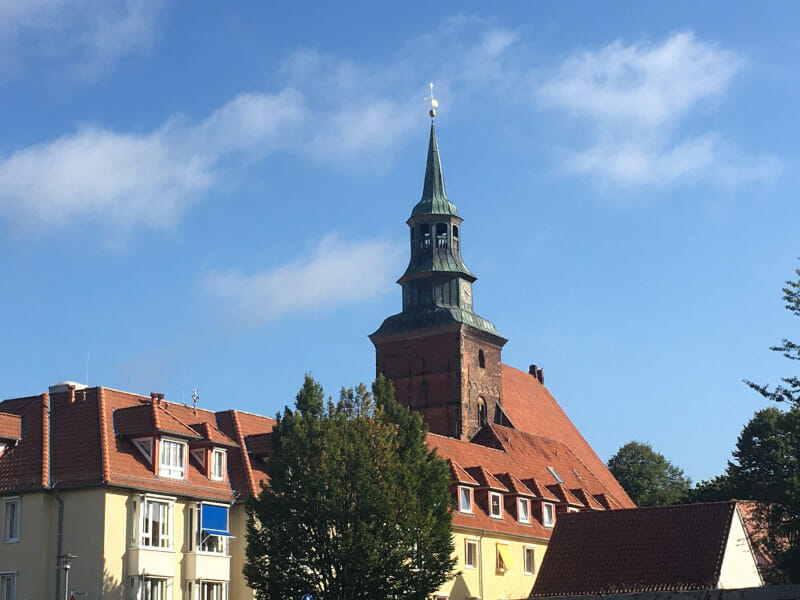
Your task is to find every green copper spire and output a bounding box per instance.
[411,123,460,218]
[370,120,503,341]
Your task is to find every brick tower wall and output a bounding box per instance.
[374,325,504,440]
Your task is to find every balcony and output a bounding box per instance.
[127,547,176,577]
[184,551,231,581]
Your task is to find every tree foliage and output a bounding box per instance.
[607,441,691,507]
[244,375,455,600]
[691,407,800,583]
[745,261,800,407]
[690,263,800,583]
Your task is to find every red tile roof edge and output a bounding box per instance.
[98,388,111,484]
[228,410,258,497]
[41,393,49,488]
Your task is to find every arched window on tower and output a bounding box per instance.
[435,223,448,248]
[477,397,487,428]
[421,224,431,248]
[452,225,459,250]
[478,350,486,369]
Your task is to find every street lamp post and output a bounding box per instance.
[59,553,78,600]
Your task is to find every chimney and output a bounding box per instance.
[150,392,164,405]
[528,365,544,384]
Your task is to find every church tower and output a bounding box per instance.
[370,121,508,440]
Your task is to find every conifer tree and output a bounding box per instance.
[244,375,455,600]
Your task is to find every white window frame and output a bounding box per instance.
[567,506,580,513]
[139,496,174,549]
[3,498,20,543]
[210,449,226,481]
[517,497,530,524]
[130,576,171,600]
[159,438,187,479]
[1,572,17,600]
[523,546,535,575]
[458,486,473,513]
[464,539,478,569]
[197,580,228,600]
[489,491,502,518]
[543,502,555,528]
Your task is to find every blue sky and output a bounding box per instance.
[1,1,798,483]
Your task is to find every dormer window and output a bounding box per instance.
[489,492,502,518]
[518,497,530,523]
[211,448,226,481]
[458,486,473,513]
[543,502,555,528]
[159,438,186,479]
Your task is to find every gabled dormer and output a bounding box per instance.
[448,460,478,514]
[113,394,202,480]
[466,466,509,520]
[522,477,561,528]
[497,472,536,524]
[546,482,585,515]
[188,422,238,481]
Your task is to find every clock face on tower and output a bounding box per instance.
[460,281,472,309]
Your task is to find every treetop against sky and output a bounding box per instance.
[0,1,798,482]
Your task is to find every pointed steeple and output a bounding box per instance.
[411,123,460,218]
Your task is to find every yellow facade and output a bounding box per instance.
[1,488,250,600]
[435,528,548,600]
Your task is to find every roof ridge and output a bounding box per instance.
[228,409,258,497]
[97,387,111,484]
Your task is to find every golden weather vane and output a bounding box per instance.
[426,82,439,118]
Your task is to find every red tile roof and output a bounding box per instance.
[0,412,22,441]
[531,502,739,596]
[430,424,627,538]
[500,364,634,507]
[0,395,48,492]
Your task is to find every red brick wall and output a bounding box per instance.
[374,326,503,440]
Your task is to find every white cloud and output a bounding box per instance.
[0,0,164,79]
[540,32,739,128]
[202,235,404,325]
[0,89,306,230]
[539,32,778,187]
[567,134,781,187]
[0,18,522,232]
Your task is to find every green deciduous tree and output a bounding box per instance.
[244,375,455,600]
[607,441,691,507]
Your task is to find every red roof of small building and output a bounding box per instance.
[531,502,739,596]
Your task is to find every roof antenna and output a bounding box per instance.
[191,388,199,416]
[426,82,439,118]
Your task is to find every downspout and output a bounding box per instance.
[479,530,485,600]
[54,488,63,600]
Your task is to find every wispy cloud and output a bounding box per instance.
[539,32,779,187]
[0,0,165,80]
[202,235,404,325]
[0,18,520,233]
[0,89,305,230]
